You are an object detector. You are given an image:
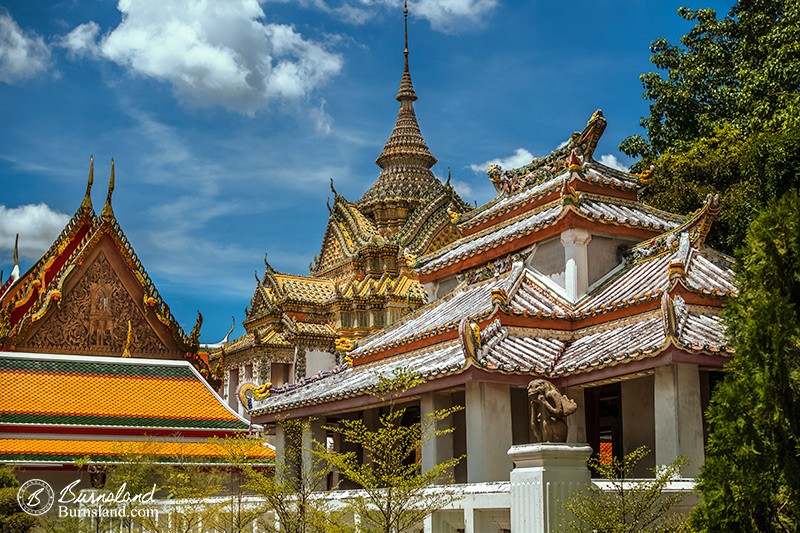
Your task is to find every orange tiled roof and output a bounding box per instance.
[0,438,274,464]
[1,353,250,432]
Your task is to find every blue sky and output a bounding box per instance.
[0,0,734,343]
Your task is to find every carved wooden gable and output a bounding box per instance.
[21,251,180,359]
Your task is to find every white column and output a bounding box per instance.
[508,443,592,533]
[301,417,326,486]
[227,367,239,411]
[466,381,512,482]
[561,229,592,301]
[421,392,454,481]
[274,423,287,483]
[464,508,493,533]
[654,364,704,476]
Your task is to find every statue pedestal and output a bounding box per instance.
[507,443,592,533]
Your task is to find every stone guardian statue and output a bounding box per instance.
[527,379,578,443]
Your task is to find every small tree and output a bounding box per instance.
[206,435,270,533]
[136,454,226,533]
[319,369,464,533]
[563,446,689,533]
[0,464,38,533]
[244,418,352,533]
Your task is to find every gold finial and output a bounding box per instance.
[101,158,115,221]
[122,320,133,357]
[80,155,94,214]
[13,234,19,266]
[446,167,451,185]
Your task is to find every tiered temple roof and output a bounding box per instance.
[218,7,469,381]
[0,352,273,464]
[0,158,215,384]
[248,111,735,420]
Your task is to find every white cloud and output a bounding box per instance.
[415,0,499,32]
[0,204,70,260]
[0,11,51,84]
[298,0,498,31]
[310,99,333,135]
[599,154,629,172]
[59,22,101,58]
[469,148,534,174]
[451,179,473,199]
[65,0,343,114]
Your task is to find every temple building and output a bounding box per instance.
[0,160,271,483]
[245,108,735,524]
[216,4,470,413]
[0,158,214,383]
[0,351,272,487]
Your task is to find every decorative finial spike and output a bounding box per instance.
[81,155,95,214]
[404,0,409,67]
[101,158,115,221]
[446,167,451,185]
[13,234,19,266]
[330,177,337,195]
[394,0,417,103]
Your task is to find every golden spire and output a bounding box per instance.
[13,234,18,268]
[80,155,94,215]
[101,158,115,221]
[396,0,417,103]
[359,0,441,219]
[122,319,132,357]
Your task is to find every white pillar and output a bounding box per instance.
[274,423,287,483]
[508,443,592,533]
[301,417,326,486]
[421,392,454,481]
[561,229,592,301]
[654,364,704,476]
[466,381,512,482]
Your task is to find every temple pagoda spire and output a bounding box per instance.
[357,0,443,233]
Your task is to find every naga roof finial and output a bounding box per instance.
[101,158,115,221]
[446,167,451,185]
[330,177,338,196]
[80,155,94,215]
[6,234,20,286]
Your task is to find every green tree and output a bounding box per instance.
[205,435,269,533]
[563,447,689,533]
[691,191,800,531]
[620,1,800,252]
[319,369,464,533]
[244,418,352,533]
[0,465,38,533]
